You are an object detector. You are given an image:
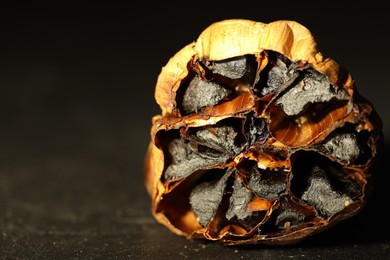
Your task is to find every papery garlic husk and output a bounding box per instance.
[145,19,384,246]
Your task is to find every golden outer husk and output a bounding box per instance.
[145,19,383,245]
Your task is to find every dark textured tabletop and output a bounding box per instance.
[1,3,389,259]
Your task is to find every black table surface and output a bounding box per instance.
[1,3,389,260]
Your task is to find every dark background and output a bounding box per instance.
[0,2,389,259]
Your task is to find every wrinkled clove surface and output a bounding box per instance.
[145,19,383,246]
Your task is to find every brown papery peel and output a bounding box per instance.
[144,19,383,246]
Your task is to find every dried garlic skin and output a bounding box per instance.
[145,19,383,246]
